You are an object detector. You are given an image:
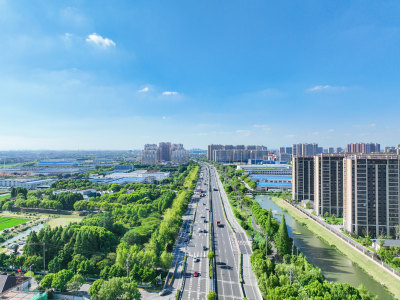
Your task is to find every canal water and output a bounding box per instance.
[2,223,44,247]
[256,195,392,300]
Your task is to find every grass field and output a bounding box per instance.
[47,214,85,228]
[271,197,400,299]
[0,217,30,231]
[0,211,84,229]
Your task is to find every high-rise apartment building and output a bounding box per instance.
[279,147,293,155]
[207,145,268,163]
[207,144,224,160]
[292,143,319,156]
[346,143,380,153]
[142,143,188,164]
[343,154,400,238]
[314,154,345,217]
[335,147,344,154]
[158,142,172,162]
[170,144,188,164]
[385,146,396,153]
[279,146,293,162]
[292,156,315,201]
[142,144,158,164]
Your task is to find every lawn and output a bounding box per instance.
[0,217,30,231]
[47,214,85,228]
[271,197,400,299]
[0,211,84,228]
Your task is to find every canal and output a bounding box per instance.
[256,195,392,300]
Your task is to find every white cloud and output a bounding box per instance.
[253,124,271,133]
[162,91,178,96]
[138,87,149,93]
[86,33,116,48]
[236,129,251,137]
[307,85,332,92]
[307,85,347,92]
[352,123,377,129]
[328,129,335,133]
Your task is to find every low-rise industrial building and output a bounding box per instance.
[0,178,55,189]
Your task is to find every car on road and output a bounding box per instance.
[193,271,199,277]
[203,245,207,251]
[193,257,199,262]
[204,219,207,223]
[159,288,170,296]
[198,229,202,233]
[201,215,205,218]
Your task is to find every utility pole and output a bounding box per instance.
[42,243,45,271]
[126,253,130,279]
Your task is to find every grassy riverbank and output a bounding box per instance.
[271,196,400,299]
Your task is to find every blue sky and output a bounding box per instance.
[1,1,400,150]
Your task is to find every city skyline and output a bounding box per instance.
[1,1,400,150]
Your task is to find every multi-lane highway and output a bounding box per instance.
[181,166,210,300]
[209,167,243,300]
[169,163,261,300]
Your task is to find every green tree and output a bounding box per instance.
[24,231,42,256]
[110,184,123,193]
[159,251,173,271]
[207,251,214,260]
[89,279,104,300]
[67,274,84,291]
[207,291,217,300]
[52,269,74,291]
[276,215,291,255]
[40,273,54,289]
[10,187,17,198]
[2,201,13,211]
[97,277,141,300]
[266,209,273,237]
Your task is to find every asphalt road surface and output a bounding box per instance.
[210,168,243,300]
[212,165,262,300]
[180,166,210,300]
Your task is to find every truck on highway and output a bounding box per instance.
[217,221,221,227]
